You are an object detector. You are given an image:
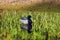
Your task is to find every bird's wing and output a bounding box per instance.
[20,19,28,24]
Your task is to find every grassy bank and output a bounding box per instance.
[0,5,60,40]
[0,10,60,40]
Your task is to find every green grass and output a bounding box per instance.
[0,5,60,40]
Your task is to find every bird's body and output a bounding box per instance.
[20,18,28,24]
[20,15,32,33]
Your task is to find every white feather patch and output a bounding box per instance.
[20,19,28,24]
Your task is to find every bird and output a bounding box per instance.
[20,15,32,33]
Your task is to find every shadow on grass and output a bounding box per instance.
[21,3,60,12]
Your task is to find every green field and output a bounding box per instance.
[0,5,60,40]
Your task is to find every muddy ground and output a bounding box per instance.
[0,0,60,10]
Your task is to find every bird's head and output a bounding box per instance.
[27,15,31,19]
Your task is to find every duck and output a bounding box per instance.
[20,15,32,33]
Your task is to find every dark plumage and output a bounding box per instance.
[20,15,32,33]
[27,15,32,33]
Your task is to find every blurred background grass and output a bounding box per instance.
[0,4,60,40]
